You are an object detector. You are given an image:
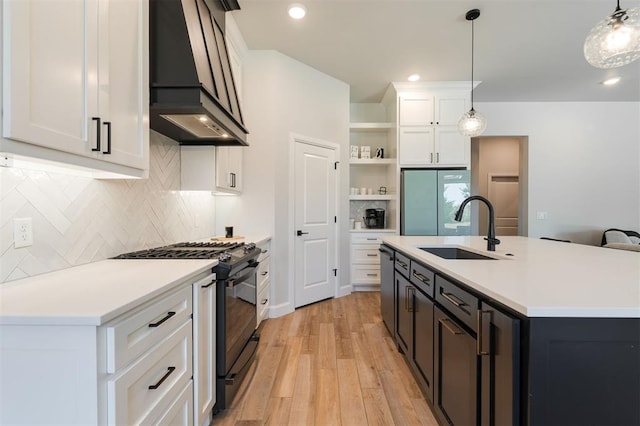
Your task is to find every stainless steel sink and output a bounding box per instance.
[419,246,497,260]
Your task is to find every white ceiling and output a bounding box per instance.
[231,0,640,103]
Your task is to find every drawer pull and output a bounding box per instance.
[396,260,408,270]
[477,309,492,356]
[148,311,176,328]
[201,279,216,288]
[148,366,176,390]
[366,273,378,277]
[366,253,377,257]
[439,318,463,335]
[261,271,268,276]
[441,292,465,308]
[261,299,269,305]
[366,238,377,241]
[412,271,431,284]
[262,249,268,254]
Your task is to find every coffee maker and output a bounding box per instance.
[364,208,385,229]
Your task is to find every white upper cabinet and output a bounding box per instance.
[215,146,243,194]
[397,88,470,167]
[399,92,468,126]
[2,0,148,176]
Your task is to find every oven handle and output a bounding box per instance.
[226,261,260,288]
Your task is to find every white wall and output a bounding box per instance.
[230,50,350,317]
[477,102,640,244]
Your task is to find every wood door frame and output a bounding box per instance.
[288,133,341,308]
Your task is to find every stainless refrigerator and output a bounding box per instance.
[400,169,471,236]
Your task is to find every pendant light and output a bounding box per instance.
[584,0,640,68]
[458,9,487,137]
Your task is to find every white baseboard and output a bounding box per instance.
[337,283,352,298]
[268,301,294,319]
[352,283,381,292]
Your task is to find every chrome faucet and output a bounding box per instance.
[454,195,501,251]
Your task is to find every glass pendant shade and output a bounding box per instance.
[584,5,640,68]
[458,108,487,137]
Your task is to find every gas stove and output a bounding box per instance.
[112,241,258,263]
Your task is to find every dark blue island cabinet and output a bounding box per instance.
[381,244,640,426]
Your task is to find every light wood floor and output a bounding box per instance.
[214,292,438,425]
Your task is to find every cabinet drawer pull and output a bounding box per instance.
[366,273,378,277]
[102,121,111,154]
[436,152,439,163]
[412,271,431,284]
[439,318,463,335]
[262,250,268,254]
[261,299,269,305]
[148,311,176,328]
[261,271,268,276]
[366,238,377,241]
[441,291,465,308]
[91,117,101,151]
[201,279,216,288]
[396,260,408,270]
[148,366,176,390]
[366,253,377,257]
[477,309,492,356]
[430,152,433,163]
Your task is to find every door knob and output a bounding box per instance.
[296,230,309,236]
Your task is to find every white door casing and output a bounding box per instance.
[292,136,338,308]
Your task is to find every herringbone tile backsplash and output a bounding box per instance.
[0,132,216,283]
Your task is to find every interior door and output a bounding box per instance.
[488,174,519,236]
[294,140,337,308]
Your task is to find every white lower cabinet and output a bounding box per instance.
[107,320,193,425]
[351,232,390,290]
[256,238,271,327]
[193,273,217,426]
[0,270,213,426]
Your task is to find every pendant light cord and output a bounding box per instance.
[471,16,475,109]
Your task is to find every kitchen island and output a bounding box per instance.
[380,236,640,426]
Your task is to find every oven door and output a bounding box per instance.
[224,262,258,375]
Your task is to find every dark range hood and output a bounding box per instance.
[150,0,248,145]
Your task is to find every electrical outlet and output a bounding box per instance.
[13,218,33,248]
[536,211,548,220]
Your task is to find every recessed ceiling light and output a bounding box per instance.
[408,74,420,82]
[288,4,306,19]
[602,76,621,86]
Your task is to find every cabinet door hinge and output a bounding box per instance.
[333,268,337,276]
[334,161,340,170]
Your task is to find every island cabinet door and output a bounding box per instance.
[434,306,478,426]
[412,286,434,402]
[395,273,412,354]
[479,302,521,426]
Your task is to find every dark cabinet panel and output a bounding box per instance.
[379,245,395,336]
[410,261,435,297]
[435,275,478,332]
[480,302,520,426]
[434,306,478,426]
[413,286,434,402]
[396,273,412,354]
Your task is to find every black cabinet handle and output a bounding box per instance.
[439,318,463,335]
[201,279,216,288]
[379,247,393,260]
[261,299,268,305]
[261,271,268,276]
[296,230,309,236]
[102,121,111,154]
[148,311,176,328]
[412,271,431,284]
[441,292,465,308]
[91,117,101,151]
[148,366,176,390]
[477,309,492,356]
[366,253,377,257]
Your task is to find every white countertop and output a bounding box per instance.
[381,236,640,318]
[0,259,216,326]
